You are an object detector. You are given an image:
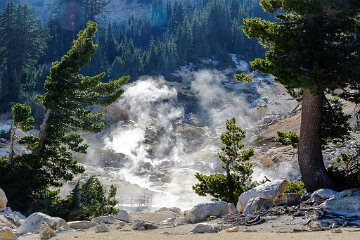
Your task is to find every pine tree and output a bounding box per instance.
[242,0,360,191]
[193,118,254,204]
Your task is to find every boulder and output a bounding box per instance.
[0,215,17,229]
[190,223,222,233]
[0,189,8,209]
[0,227,17,240]
[131,220,158,230]
[68,221,97,230]
[18,212,68,235]
[321,195,360,212]
[184,201,236,223]
[174,217,186,227]
[274,193,301,206]
[92,216,117,224]
[243,197,274,215]
[337,188,360,198]
[113,210,131,223]
[95,224,110,233]
[39,224,56,239]
[237,180,288,212]
[310,189,338,202]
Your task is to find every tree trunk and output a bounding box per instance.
[38,109,53,154]
[298,89,336,191]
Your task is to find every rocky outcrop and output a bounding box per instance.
[190,223,222,233]
[310,188,338,203]
[184,202,236,223]
[0,188,8,209]
[68,221,97,230]
[237,180,288,213]
[321,188,360,212]
[243,197,274,215]
[18,212,68,235]
[132,220,158,230]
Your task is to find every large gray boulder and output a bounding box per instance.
[0,188,8,209]
[190,223,222,233]
[18,212,68,235]
[321,195,360,212]
[184,201,236,223]
[92,215,117,224]
[243,197,274,215]
[237,180,288,213]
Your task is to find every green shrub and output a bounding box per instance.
[193,118,255,204]
[285,180,306,195]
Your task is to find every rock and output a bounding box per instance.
[39,224,56,239]
[155,207,182,215]
[321,195,360,212]
[243,197,274,215]
[18,212,68,235]
[0,189,8,209]
[95,224,110,233]
[225,226,239,232]
[190,223,222,233]
[68,221,97,230]
[113,210,131,223]
[237,180,288,212]
[0,215,17,229]
[0,227,17,240]
[274,193,301,206]
[310,189,338,202]
[184,201,236,223]
[92,216,117,224]
[131,220,158,230]
[159,218,175,226]
[300,192,311,201]
[338,188,360,198]
[115,221,126,229]
[173,217,186,227]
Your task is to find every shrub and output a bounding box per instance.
[285,180,306,195]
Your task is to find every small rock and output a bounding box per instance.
[39,224,56,239]
[0,188,8,209]
[237,180,288,213]
[113,210,131,223]
[243,197,274,215]
[331,228,343,233]
[190,223,222,233]
[160,218,175,226]
[115,221,127,229]
[68,221,97,230]
[132,220,158,230]
[155,207,182,215]
[206,216,217,221]
[0,227,17,240]
[173,217,186,227]
[275,193,301,206]
[300,192,311,201]
[95,224,109,233]
[92,216,116,224]
[225,227,239,232]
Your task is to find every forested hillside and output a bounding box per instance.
[0,0,271,113]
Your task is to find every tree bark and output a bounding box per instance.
[298,89,336,191]
[38,109,53,154]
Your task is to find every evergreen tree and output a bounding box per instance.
[0,21,128,211]
[0,0,47,112]
[242,0,360,191]
[193,118,254,204]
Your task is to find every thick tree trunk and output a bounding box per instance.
[298,90,336,191]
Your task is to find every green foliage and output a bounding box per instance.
[193,118,255,204]
[11,103,35,132]
[276,131,299,148]
[328,145,360,189]
[0,21,127,212]
[53,176,119,221]
[285,180,306,196]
